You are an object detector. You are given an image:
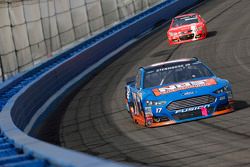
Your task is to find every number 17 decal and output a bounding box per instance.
[156,108,162,113]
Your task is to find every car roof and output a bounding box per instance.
[142,58,199,71]
[174,13,198,19]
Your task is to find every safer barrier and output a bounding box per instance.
[0,0,203,166]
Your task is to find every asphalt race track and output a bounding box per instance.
[55,0,250,166]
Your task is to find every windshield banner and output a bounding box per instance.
[152,78,217,96]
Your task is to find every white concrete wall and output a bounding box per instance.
[0,0,163,81]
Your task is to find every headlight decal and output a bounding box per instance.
[214,86,229,94]
[197,26,203,31]
[169,32,177,36]
[146,100,166,106]
[214,86,233,101]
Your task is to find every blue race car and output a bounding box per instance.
[125,58,234,127]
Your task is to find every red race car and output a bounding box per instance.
[167,13,207,45]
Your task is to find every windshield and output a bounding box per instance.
[143,62,214,88]
[172,15,199,27]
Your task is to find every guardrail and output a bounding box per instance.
[0,0,203,166]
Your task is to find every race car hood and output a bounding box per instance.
[142,77,228,102]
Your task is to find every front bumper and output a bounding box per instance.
[147,102,233,127]
[168,30,207,45]
[143,93,234,127]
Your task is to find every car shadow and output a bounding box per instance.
[206,31,217,38]
[233,100,250,111]
[150,49,174,57]
[150,46,180,59]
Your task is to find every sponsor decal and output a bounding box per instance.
[126,86,130,100]
[155,63,190,73]
[191,25,197,40]
[145,107,153,116]
[175,104,211,114]
[201,107,208,116]
[219,96,226,101]
[138,92,142,100]
[153,78,217,96]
